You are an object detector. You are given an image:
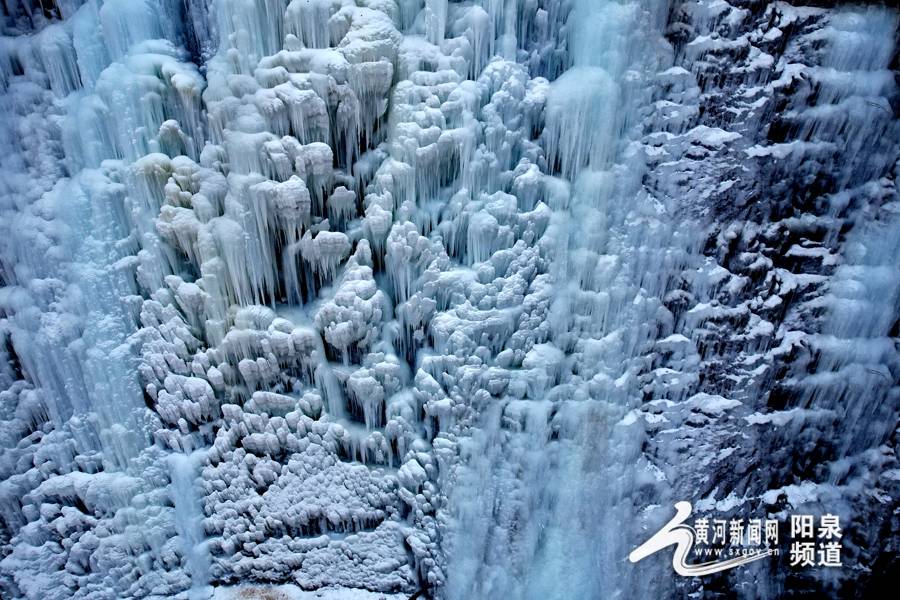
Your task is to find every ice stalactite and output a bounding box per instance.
[4,173,148,468]
[424,0,447,46]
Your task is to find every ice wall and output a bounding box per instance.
[0,1,897,599]
[1,1,215,598]
[623,3,900,597]
[444,1,688,597]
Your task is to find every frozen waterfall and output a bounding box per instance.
[444,1,696,598]
[169,451,212,600]
[0,1,898,599]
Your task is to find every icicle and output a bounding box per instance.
[97,0,164,61]
[35,23,81,96]
[425,0,448,46]
[285,0,342,49]
[214,0,287,73]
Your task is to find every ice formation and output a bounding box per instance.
[0,1,897,599]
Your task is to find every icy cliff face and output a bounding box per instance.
[0,1,897,599]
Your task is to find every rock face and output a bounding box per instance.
[0,1,896,599]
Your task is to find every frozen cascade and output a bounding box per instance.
[0,0,184,469]
[0,1,898,599]
[445,1,694,598]
[169,450,212,600]
[783,7,900,458]
[1,1,217,598]
[1,172,148,468]
[799,209,900,454]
